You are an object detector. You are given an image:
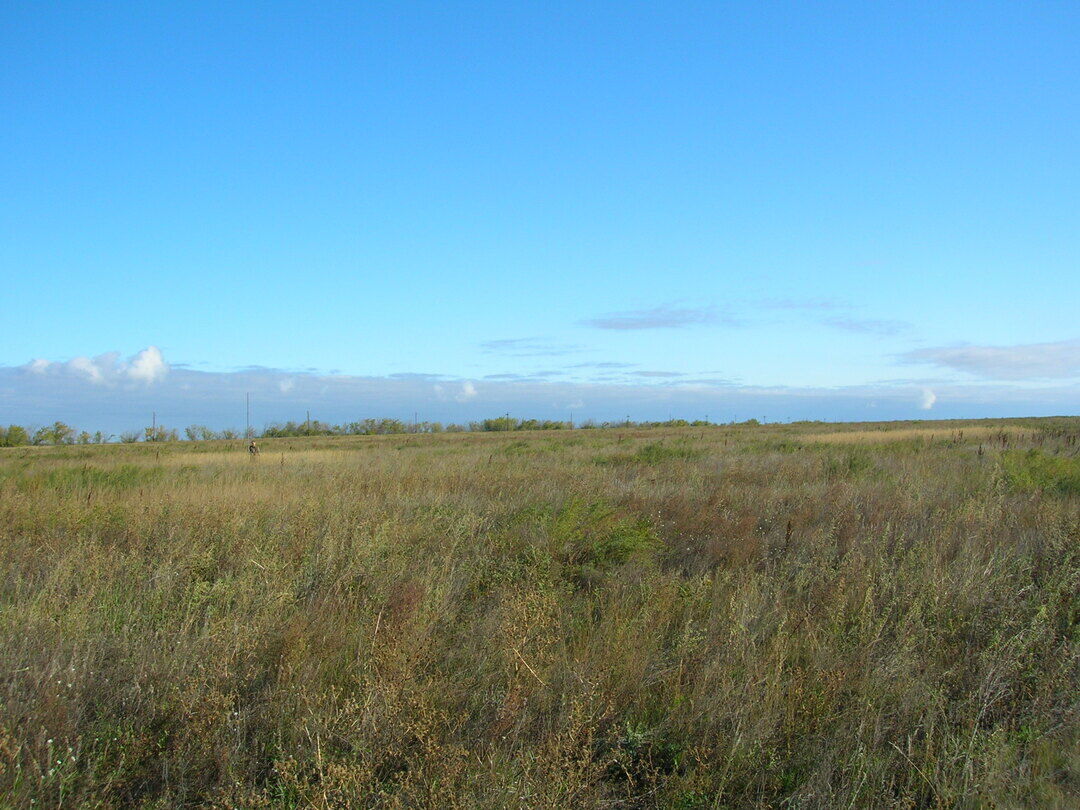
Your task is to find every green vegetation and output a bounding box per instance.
[0,415,728,446]
[596,440,706,465]
[1004,448,1080,495]
[0,418,1077,807]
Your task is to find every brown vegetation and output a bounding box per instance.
[0,419,1077,807]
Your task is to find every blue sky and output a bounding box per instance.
[2,1,1078,431]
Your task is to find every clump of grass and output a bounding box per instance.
[824,449,876,479]
[595,441,704,465]
[549,498,661,571]
[499,439,533,455]
[1002,448,1080,495]
[10,463,165,492]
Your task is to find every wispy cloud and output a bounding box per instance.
[823,315,911,337]
[480,337,583,357]
[753,298,913,338]
[581,304,738,330]
[630,371,685,378]
[920,388,937,410]
[759,297,846,312]
[567,361,638,370]
[674,377,736,386]
[387,372,449,381]
[901,339,1080,380]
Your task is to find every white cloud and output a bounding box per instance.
[68,356,105,384]
[902,339,1080,380]
[126,346,168,384]
[5,346,1079,433]
[19,346,169,386]
[434,381,479,403]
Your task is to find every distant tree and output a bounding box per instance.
[77,431,92,444]
[220,429,239,440]
[144,425,178,442]
[4,425,29,446]
[480,417,516,432]
[32,422,75,445]
[119,431,141,443]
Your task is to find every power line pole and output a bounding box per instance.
[246,393,251,437]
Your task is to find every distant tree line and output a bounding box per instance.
[0,422,115,447]
[0,416,747,446]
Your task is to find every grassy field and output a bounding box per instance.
[1,419,1077,808]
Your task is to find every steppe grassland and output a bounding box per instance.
[0,420,1077,807]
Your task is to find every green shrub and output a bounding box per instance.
[1003,449,1080,495]
[550,499,661,571]
[595,441,704,466]
[825,449,875,479]
[39,464,164,492]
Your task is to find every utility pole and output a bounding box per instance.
[246,393,251,437]
[152,411,156,431]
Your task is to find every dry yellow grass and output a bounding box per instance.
[0,419,1077,807]
[806,424,1029,444]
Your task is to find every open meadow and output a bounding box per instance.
[1,419,1078,808]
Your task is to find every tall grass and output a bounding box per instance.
[0,420,1077,807]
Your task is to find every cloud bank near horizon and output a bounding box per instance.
[2,346,1078,434]
[901,339,1080,381]
[24,346,170,387]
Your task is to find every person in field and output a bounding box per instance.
[248,440,260,456]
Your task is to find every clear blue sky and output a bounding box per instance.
[2,1,1078,429]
